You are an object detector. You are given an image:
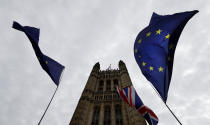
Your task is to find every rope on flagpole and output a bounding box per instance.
[38,85,59,125]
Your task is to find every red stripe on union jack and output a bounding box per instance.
[117,85,158,125]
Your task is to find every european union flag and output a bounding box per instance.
[13,21,65,86]
[134,10,198,102]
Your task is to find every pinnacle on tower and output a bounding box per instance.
[119,60,127,71]
[92,62,100,73]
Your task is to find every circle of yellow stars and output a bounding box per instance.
[135,29,172,73]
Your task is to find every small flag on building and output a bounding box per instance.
[13,21,65,86]
[117,85,158,125]
[133,10,198,102]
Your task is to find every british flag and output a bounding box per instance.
[117,85,158,125]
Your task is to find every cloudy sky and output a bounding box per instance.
[1,0,210,125]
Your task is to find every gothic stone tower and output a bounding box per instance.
[69,61,146,125]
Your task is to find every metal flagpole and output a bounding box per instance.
[147,81,183,125]
[164,103,182,125]
[38,85,59,125]
[38,69,65,125]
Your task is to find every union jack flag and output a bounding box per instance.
[117,85,158,125]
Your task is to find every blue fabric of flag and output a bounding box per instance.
[13,21,65,86]
[134,10,198,102]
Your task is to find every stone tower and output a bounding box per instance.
[69,61,146,125]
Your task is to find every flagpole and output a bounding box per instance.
[38,69,65,125]
[157,92,183,125]
[164,103,182,125]
[148,82,182,125]
[38,85,59,125]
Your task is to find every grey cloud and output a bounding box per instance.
[0,0,210,125]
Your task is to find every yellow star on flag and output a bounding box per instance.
[135,49,138,53]
[165,34,170,39]
[138,55,141,59]
[45,61,48,64]
[156,29,162,34]
[146,32,151,37]
[149,66,153,71]
[142,62,146,67]
[168,56,171,61]
[138,39,142,43]
[169,44,173,49]
[158,67,164,72]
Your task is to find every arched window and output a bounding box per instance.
[106,80,111,91]
[104,105,111,125]
[91,106,100,125]
[115,105,123,125]
[98,80,104,92]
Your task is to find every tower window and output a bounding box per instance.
[98,80,104,92]
[106,80,111,91]
[91,106,100,125]
[114,79,119,91]
[115,105,123,125]
[104,105,111,125]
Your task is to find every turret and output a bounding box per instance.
[119,60,132,88]
[70,61,146,125]
[91,62,100,74]
[84,62,100,94]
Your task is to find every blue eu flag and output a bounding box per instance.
[13,21,65,86]
[134,10,198,102]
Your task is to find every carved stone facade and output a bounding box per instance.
[69,61,146,125]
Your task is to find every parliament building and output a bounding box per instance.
[69,61,146,125]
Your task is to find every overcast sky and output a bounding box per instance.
[0,0,210,125]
